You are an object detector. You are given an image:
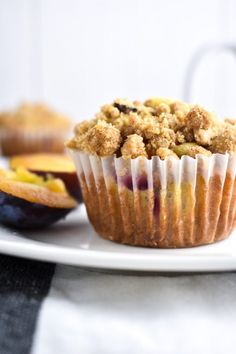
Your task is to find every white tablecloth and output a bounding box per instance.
[32,266,236,354]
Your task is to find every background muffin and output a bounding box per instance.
[67,98,236,248]
[0,102,71,156]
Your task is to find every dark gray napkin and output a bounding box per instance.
[0,254,55,354]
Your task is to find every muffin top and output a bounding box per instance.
[67,98,236,159]
[0,103,70,131]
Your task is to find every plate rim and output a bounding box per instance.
[0,235,236,272]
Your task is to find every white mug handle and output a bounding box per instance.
[183,43,236,103]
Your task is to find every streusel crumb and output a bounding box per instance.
[156,148,178,160]
[210,127,236,153]
[68,120,121,156]
[186,106,214,130]
[67,98,236,159]
[74,120,95,135]
[121,134,147,159]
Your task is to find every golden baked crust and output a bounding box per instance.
[67,98,236,158]
[0,103,70,131]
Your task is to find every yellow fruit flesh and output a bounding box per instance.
[1,167,66,194]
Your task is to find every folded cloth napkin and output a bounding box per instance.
[1,254,236,354]
[33,266,236,354]
[0,254,55,354]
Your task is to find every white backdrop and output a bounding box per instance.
[0,0,236,122]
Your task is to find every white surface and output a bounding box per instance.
[0,205,236,272]
[32,266,236,354]
[1,0,236,118]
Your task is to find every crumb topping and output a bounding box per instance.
[121,134,147,159]
[156,148,178,160]
[67,98,236,159]
[186,106,213,130]
[68,120,121,157]
[0,103,70,131]
[210,127,236,153]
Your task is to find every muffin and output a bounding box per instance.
[0,103,71,156]
[67,98,236,248]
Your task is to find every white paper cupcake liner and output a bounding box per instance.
[69,150,236,248]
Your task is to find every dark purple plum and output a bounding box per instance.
[113,103,138,114]
[137,175,148,190]
[121,174,149,191]
[0,191,72,229]
[121,175,133,190]
[0,172,77,229]
[153,194,160,216]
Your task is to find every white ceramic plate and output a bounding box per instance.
[0,157,236,273]
[0,205,236,272]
